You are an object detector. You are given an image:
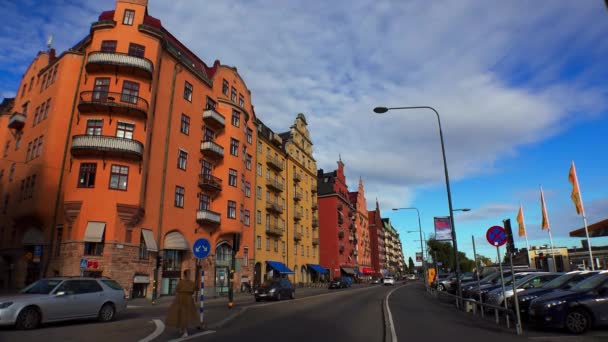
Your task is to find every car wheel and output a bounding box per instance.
[290,291,295,299]
[565,309,591,334]
[437,284,445,292]
[98,303,116,322]
[16,307,41,330]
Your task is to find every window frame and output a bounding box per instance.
[222,79,229,95]
[180,114,190,135]
[174,186,185,208]
[128,43,145,58]
[184,81,193,102]
[121,80,140,104]
[227,200,237,219]
[230,138,239,157]
[101,40,117,52]
[115,122,135,140]
[109,165,129,191]
[123,9,135,25]
[231,110,240,127]
[86,119,103,136]
[78,163,97,188]
[177,149,188,170]
[228,169,237,187]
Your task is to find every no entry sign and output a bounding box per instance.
[486,226,507,247]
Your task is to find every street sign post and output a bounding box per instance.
[192,238,210,328]
[80,258,87,277]
[486,225,509,328]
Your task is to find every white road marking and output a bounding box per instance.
[127,305,143,309]
[385,285,401,342]
[167,330,216,342]
[139,319,165,342]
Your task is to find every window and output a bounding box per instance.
[245,154,252,170]
[231,110,240,127]
[301,245,304,256]
[109,165,129,190]
[174,186,185,208]
[101,40,117,52]
[177,150,188,170]
[206,97,216,111]
[256,186,261,199]
[3,141,9,157]
[184,81,193,102]
[40,74,47,93]
[123,9,135,25]
[282,241,286,253]
[139,232,148,260]
[228,169,237,187]
[257,141,262,153]
[230,138,239,156]
[116,122,134,139]
[245,182,251,197]
[256,236,261,249]
[238,94,244,108]
[43,99,50,120]
[9,163,15,181]
[203,127,215,142]
[33,107,39,126]
[257,163,262,176]
[256,210,262,224]
[294,244,298,255]
[198,193,210,211]
[222,79,229,95]
[163,250,182,272]
[35,136,43,157]
[266,238,270,251]
[227,201,236,219]
[201,159,213,177]
[93,78,110,100]
[180,114,190,135]
[28,77,34,91]
[243,247,249,266]
[15,135,21,150]
[86,119,103,136]
[265,214,270,228]
[50,66,58,85]
[231,87,237,102]
[244,210,250,226]
[246,128,253,144]
[128,43,145,58]
[274,240,278,252]
[78,163,97,188]
[84,232,104,256]
[121,81,140,104]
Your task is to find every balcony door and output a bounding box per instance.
[93,78,110,101]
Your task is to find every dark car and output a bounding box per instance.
[512,271,600,321]
[371,277,382,285]
[473,272,533,303]
[254,279,295,302]
[446,272,475,294]
[329,277,352,289]
[529,272,608,334]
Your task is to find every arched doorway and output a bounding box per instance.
[300,265,307,284]
[254,262,262,286]
[215,242,232,296]
[161,230,188,296]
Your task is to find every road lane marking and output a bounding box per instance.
[385,285,403,342]
[139,319,165,342]
[167,330,216,342]
[127,305,143,309]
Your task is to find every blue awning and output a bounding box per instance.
[307,264,329,274]
[266,261,295,275]
[354,268,363,276]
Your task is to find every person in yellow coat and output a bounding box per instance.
[166,269,200,338]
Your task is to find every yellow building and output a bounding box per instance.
[281,114,320,284]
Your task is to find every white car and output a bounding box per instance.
[383,277,396,286]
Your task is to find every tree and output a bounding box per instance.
[408,257,415,274]
[427,237,478,273]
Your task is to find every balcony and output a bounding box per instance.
[266,155,284,171]
[311,203,318,210]
[266,179,284,193]
[293,173,302,182]
[71,135,143,160]
[86,51,153,79]
[78,91,149,119]
[266,201,284,214]
[200,140,224,159]
[198,174,222,193]
[312,237,319,246]
[8,112,26,130]
[294,211,303,221]
[312,218,319,228]
[203,108,225,129]
[311,185,317,194]
[348,235,353,241]
[294,232,303,242]
[196,208,221,225]
[293,191,302,202]
[338,231,344,239]
[266,225,283,237]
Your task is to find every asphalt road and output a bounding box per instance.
[192,284,394,342]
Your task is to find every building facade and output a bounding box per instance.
[382,218,405,276]
[0,0,257,298]
[349,178,373,276]
[368,199,386,276]
[280,114,321,284]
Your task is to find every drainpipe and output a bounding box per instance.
[152,62,182,302]
[44,53,85,278]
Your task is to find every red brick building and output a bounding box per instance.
[349,178,373,276]
[368,199,386,275]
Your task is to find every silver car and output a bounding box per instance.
[486,272,561,307]
[0,277,127,329]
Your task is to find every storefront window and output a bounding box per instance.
[163,250,181,272]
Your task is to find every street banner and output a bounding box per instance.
[517,205,526,237]
[416,252,422,262]
[568,161,585,215]
[540,187,550,230]
[434,216,452,241]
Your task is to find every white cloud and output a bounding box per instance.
[1,0,607,208]
[455,203,518,223]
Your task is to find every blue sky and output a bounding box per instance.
[1,1,607,264]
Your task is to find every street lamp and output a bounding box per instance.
[393,207,426,281]
[453,208,471,212]
[378,106,462,302]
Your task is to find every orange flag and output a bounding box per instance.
[569,161,585,215]
[517,205,526,237]
[540,187,550,230]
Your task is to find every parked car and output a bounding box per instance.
[432,273,453,291]
[371,278,382,285]
[0,277,127,330]
[383,276,396,286]
[529,271,608,334]
[512,271,600,321]
[407,274,417,280]
[486,272,562,307]
[474,272,535,303]
[446,272,475,294]
[329,277,352,289]
[255,278,295,301]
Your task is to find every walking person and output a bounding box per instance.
[166,269,199,338]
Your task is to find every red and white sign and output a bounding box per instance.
[87,260,100,269]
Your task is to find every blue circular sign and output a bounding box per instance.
[193,238,211,259]
[486,226,507,247]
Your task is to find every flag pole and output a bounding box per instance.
[520,202,531,267]
[571,161,595,270]
[547,228,557,271]
[540,186,557,271]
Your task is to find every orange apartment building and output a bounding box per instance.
[0,0,256,299]
[349,178,373,276]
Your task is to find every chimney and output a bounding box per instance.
[48,48,56,64]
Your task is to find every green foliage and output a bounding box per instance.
[408,257,415,273]
[427,237,478,273]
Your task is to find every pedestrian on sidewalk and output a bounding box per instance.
[166,269,199,338]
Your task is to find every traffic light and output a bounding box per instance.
[503,219,515,254]
[156,254,162,269]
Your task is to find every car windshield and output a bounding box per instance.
[20,279,63,294]
[541,273,578,289]
[572,274,608,291]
